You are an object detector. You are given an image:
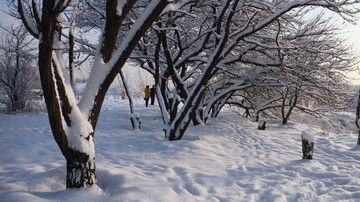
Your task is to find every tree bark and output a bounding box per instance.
[66,148,96,188]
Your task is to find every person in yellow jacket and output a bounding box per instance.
[144,85,150,107]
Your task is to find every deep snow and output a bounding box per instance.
[1,97,360,202]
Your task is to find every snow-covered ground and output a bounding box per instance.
[1,97,360,202]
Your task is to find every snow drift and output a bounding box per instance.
[1,98,360,201]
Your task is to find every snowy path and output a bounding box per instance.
[1,98,360,201]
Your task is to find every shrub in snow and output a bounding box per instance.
[0,25,39,113]
[301,131,315,160]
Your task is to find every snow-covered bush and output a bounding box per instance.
[0,25,39,113]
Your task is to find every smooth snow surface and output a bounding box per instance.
[1,98,360,201]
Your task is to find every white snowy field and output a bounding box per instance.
[1,97,360,202]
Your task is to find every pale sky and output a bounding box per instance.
[340,19,360,84]
[0,2,19,30]
[340,15,360,59]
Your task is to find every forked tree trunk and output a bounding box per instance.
[18,0,170,189]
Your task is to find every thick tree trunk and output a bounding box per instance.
[18,0,170,190]
[66,148,96,188]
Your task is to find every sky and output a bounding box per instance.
[343,20,360,55]
[0,2,15,27]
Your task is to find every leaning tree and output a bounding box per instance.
[16,0,172,188]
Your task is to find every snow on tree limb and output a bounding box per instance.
[17,0,40,38]
[16,0,172,188]
[79,0,170,124]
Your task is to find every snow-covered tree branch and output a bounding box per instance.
[132,0,359,140]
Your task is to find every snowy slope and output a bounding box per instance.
[1,97,360,202]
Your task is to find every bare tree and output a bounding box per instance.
[133,0,359,140]
[240,12,356,124]
[0,24,38,112]
[16,0,171,188]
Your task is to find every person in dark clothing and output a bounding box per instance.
[150,85,156,105]
[144,85,150,107]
